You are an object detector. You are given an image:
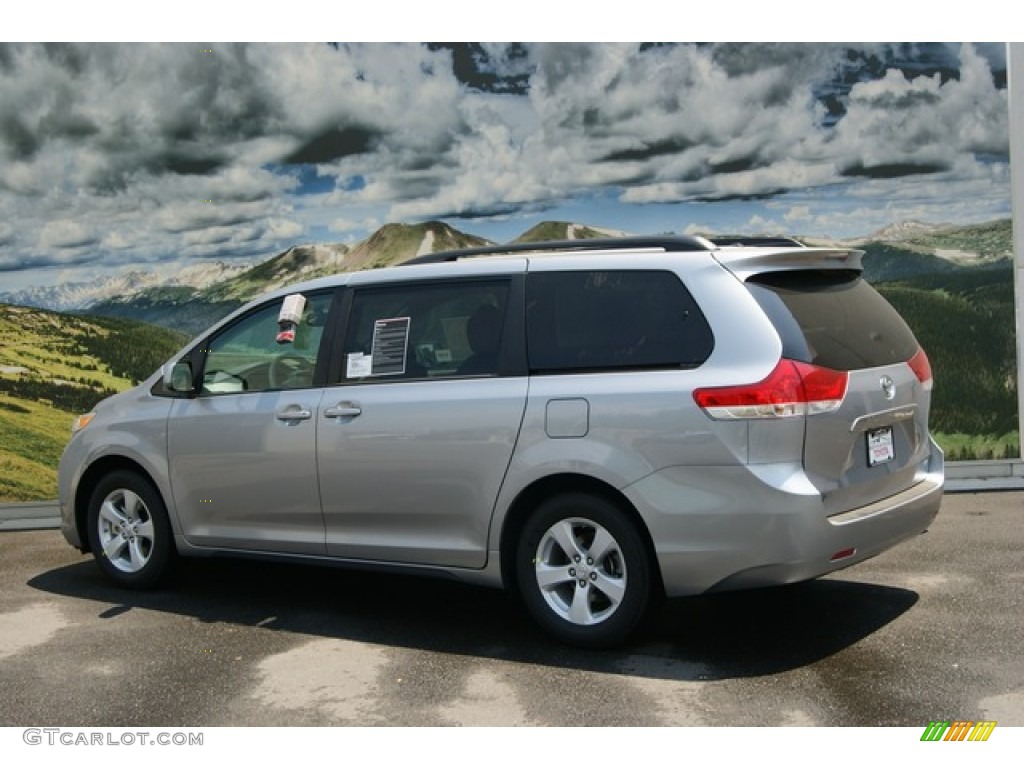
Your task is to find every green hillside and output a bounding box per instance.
[860,242,962,282]
[0,304,187,501]
[202,244,349,302]
[877,264,1018,459]
[90,287,242,336]
[0,397,77,501]
[898,219,1013,261]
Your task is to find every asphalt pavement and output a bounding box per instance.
[0,489,1021,727]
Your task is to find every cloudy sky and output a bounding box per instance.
[0,42,1011,292]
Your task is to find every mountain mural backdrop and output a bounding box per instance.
[0,218,1017,501]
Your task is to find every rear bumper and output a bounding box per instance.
[624,440,944,597]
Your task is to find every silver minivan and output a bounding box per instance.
[58,236,944,646]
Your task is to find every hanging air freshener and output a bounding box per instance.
[276,294,306,344]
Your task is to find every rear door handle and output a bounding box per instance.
[324,402,362,419]
[275,406,312,422]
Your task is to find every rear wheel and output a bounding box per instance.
[87,471,174,589]
[516,493,653,647]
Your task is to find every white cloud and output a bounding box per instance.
[0,42,1011,289]
[329,216,379,234]
[39,220,98,249]
[745,214,786,233]
[834,44,1007,172]
[784,206,813,223]
[266,218,303,240]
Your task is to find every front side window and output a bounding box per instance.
[201,293,332,394]
[341,281,510,381]
[526,270,714,373]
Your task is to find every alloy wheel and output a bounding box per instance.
[534,517,627,626]
[96,488,156,574]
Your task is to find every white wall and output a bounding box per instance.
[1011,43,1024,458]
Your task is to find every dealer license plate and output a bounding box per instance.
[867,427,895,467]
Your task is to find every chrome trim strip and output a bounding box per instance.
[827,473,943,525]
[849,404,917,433]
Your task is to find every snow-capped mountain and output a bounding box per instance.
[0,260,251,312]
[859,220,953,243]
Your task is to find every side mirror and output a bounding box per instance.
[163,361,195,394]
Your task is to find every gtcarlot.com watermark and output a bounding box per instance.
[23,729,203,747]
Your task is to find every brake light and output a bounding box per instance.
[908,348,933,392]
[693,359,849,420]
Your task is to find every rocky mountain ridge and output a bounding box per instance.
[1,218,1012,321]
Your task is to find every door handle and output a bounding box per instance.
[324,402,362,419]
[275,406,312,422]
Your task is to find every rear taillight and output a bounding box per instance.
[693,359,849,420]
[908,348,933,392]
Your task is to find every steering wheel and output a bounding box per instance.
[269,354,315,389]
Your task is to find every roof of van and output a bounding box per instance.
[402,235,862,276]
[403,236,711,264]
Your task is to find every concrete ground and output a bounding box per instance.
[0,491,1021,727]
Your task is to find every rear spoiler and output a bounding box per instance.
[710,246,864,280]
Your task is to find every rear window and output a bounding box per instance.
[527,270,713,373]
[746,270,919,371]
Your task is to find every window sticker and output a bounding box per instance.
[346,352,373,379]
[370,317,411,376]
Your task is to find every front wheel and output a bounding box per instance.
[87,470,174,589]
[516,493,654,648]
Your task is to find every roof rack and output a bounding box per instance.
[706,236,806,248]
[403,235,709,265]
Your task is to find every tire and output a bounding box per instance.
[516,493,653,648]
[87,470,174,589]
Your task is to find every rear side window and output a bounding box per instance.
[746,270,919,371]
[341,280,511,381]
[526,270,713,373]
